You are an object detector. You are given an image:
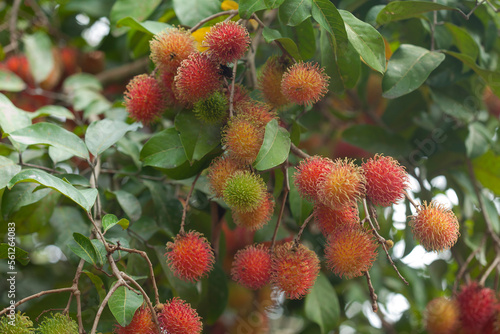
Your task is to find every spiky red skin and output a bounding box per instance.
[317,158,366,209]
[236,101,277,129]
[166,231,215,282]
[159,71,183,107]
[227,84,252,106]
[114,306,158,334]
[223,115,264,165]
[294,156,334,202]
[231,244,272,290]
[424,297,460,334]
[174,53,222,104]
[271,242,320,299]
[281,62,329,106]
[410,201,460,252]
[457,282,497,333]
[207,155,243,198]
[204,21,250,64]
[232,193,274,230]
[124,74,166,124]
[258,56,290,108]
[324,224,378,279]
[313,203,359,236]
[150,28,196,73]
[158,297,203,334]
[362,154,409,207]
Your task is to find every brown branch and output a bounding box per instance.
[228,61,238,118]
[19,162,62,174]
[293,213,314,248]
[179,173,201,234]
[271,164,289,249]
[90,280,124,334]
[403,190,420,210]
[96,58,149,86]
[365,271,378,312]
[190,10,238,32]
[290,143,310,160]
[0,288,74,317]
[479,255,500,286]
[453,234,487,292]
[9,0,22,53]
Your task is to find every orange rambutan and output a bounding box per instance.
[203,21,250,64]
[313,203,359,236]
[281,61,329,106]
[362,154,409,207]
[207,155,243,198]
[410,201,459,252]
[294,156,335,202]
[258,56,291,108]
[317,158,366,209]
[457,282,497,333]
[157,297,202,334]
[124,74,166,123]
[324,224,378,279]
[231,244,272,290]
[165,231,215,282]
[223,171,267,212]
[237,101,277,129]
[114,306,158,334]
[150,28,196,72]
[174,53,222,104]
[271,242,320,299]
[223,115,264,165]
[424,297,460,334]
[232,192,274,230]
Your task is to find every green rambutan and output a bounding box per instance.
[223,171,267,212]
[0,311,34,334]
[193,91,228,123]
[37,313,79,334]
[232,192,274,230]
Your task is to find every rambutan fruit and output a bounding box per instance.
[124,74,166,124]
[158,71,183,107]
[114,306,158,334]
[258,56,291,108]
[313,202,359,236]
[424,297,460,334]
[237,101,277,129]
[317,158,366,209]
[231,244,272,290]
[193,91,228,123]
[37,313,79,334]
[232,192,274,230]
[157,297,202,334]
[150,28,196,72]
[281,61,329,106]
[324,224,378,279]
[223,171,267,212]
[410,201,459,252]
[174,53,222,104]
[294,155,335,202]
[362,154,409,207]
[228,83,252,106]
[166,230,215,282]
[203,21,250,64]
[207,155,243,198]
[223,115,264,165]
[271,242,320,299]
[457,282,497,333]
[0,311,34,334]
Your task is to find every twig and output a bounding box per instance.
[479,256,500,286]
[271,164,289,249]
[90,280,124,334]
[365,271,378,312]
[430,0,437,51]
[96,58,149,86]
[228,61,238,118]
[210,201,222,260]
[179,173,201,234]
[190,10,238,32]
[290,143,310,159]
[454,234,487,292]
[293,213,314,248]
[0,288,74,317]
[403,190,420,210]
[19,163,62,174]
[9,0,22,53]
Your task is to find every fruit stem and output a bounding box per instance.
[403,190,420,211]
[180,173,201,234]
[271,164,289,250]
[293,212,314,249]
[228,61,238,118]
[190,10,239,32]
[364,271,378,312]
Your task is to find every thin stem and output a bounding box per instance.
[403,190,420,210]
[290,143,310,159]
[90,281,124,334]
[9,0,22,53]
[365,271,378,312]
[179,173,201,234]
[228,61,238,118]
[0,288,74,317]
[190,10,238,32]
[293,213,314,248]
[454,234,487,292]
[19,162,62,174]
[271,165,289,250]
[210,201,222,260]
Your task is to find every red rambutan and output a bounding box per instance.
[203,21,251,64]
[258,56,291,108]
[114,306,158,334]
[281,61,329,106]
[294,156,334,202]
[150,28,196,73]
[231,244,272,290]
[424,297,460,334]
[236,101,277,129]
[223,115,264,165]
[457,282,497,333]
[157,297,202,334]
[207,155,243,198]
[158,71,183,107]
[313,203,359,236]
[232,192,274,230]
[227,83,252,106]
[124,74,166,124]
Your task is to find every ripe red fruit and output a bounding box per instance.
[324,224,378,279]
[362,154,409,207]
[258,56,291,108]
[294,156,335,202]
[410,201,460,252]
[158,71,183,107]
[313,203,359,236]
[271,242,320,299]
[424,297,460,334]
[237,101,277,129]
[166,231,215,282]
[114,306,158,334]
[227,83,252,106]
[207,155,243,198]
[231,244,272,290]
[150,28,196,72]
[457,282,497,333]
[204,21,250,64]
[124,74,166,124]
[223,115,264,165]
[157,297,202,334]
[232,192,274,230]
[281,61,329,106]
[174,53,222,104]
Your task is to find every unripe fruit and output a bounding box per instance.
[313,203,359,236]
[150,28,196,72]
[232,192,274,230]
[114,306,158,334]
[0,311,34,334]
[158,297,203,334]
[271,242,320,299]
[258,56,290,108]
[324,224,378,279]
[317,158,366,209]
[166,231,215,282]
[204,21,251,64]
[410,201,460,252]
[281,61,329,106]
[425,297,460,334]
[237,101,277,129]
[174,53,222,104]
[207,155,243,198]
[124,74,166,123]
[193,91,228,123]
[223,115,264,165]
[457,282,497,333]
[362,154,409,207]
[231,244,272,290]
[223,171,267,212]
[37,313,79,334]
[294,156,335,202]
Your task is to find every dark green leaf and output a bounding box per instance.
[279,0,312,26]
[103,214,130,233]
[312,0,347,49]
[288,167,314,222]
[254,119,291,170]
[0,69,26,92]
[262,27,302,61]
[82,270,107,303]
[264,0,285,10]
[428,259,447,290]
[91,239,107,266]
[0,244,30,266]
[114,190,142,221]
[108,285,144,327]
[304,272,340,333]
[0,156,21,189]
[110,0,162,34]
[430,91,474,122]
[85,119,142,157]
[117,17,172,35]
[473,151,500,196]
[376,1,457,25]
[466,123,491,159]
[173,0,221,26]
[198,262,228,324]
[444,23,479,61]
[140,128,188,169]
[239,0,267,18]
[1,183,51,218]
[23,31,54,83]
[69,233,99,265]
[29,106,75,120]
[292,19,316,60]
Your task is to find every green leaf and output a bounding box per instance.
[262,27,302,61]
[82,270,107,303]
[288,167,314,222]
[264,0,284,9]
[110,0,161,34]
[382,44,445,99]
[102,214,130,233]
[0,93,31,135]
[304,272,340,333]
[23,31,54,83]
[49,146,74,164]
[91,239,107,266]
[117,17,172,35]
[63,73,102,93]
[239,0,267,19]
[85,119,141,157]
[8,169,96,212]
[253,119,291,171]
[311,0,347,48]
[28,105,75,120]
[279,0,312,26]
[339,10,386,74]
[291,19,316,60]
[430,91,474,122]
[114,190,142,221]
[197,262,228,324]
[0,243,30,266]
[140,128,188,169]
[376,1,457,25]
[69,233,99,265]
[444,23,479,61]
[108,285,144,327]
[1,184,51,218]
[466,123,491,159]
[173,0,221,27]
[0,156,21,189]
[9,122,89,159]
[0,69,27,92]
[473,151,500,196]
